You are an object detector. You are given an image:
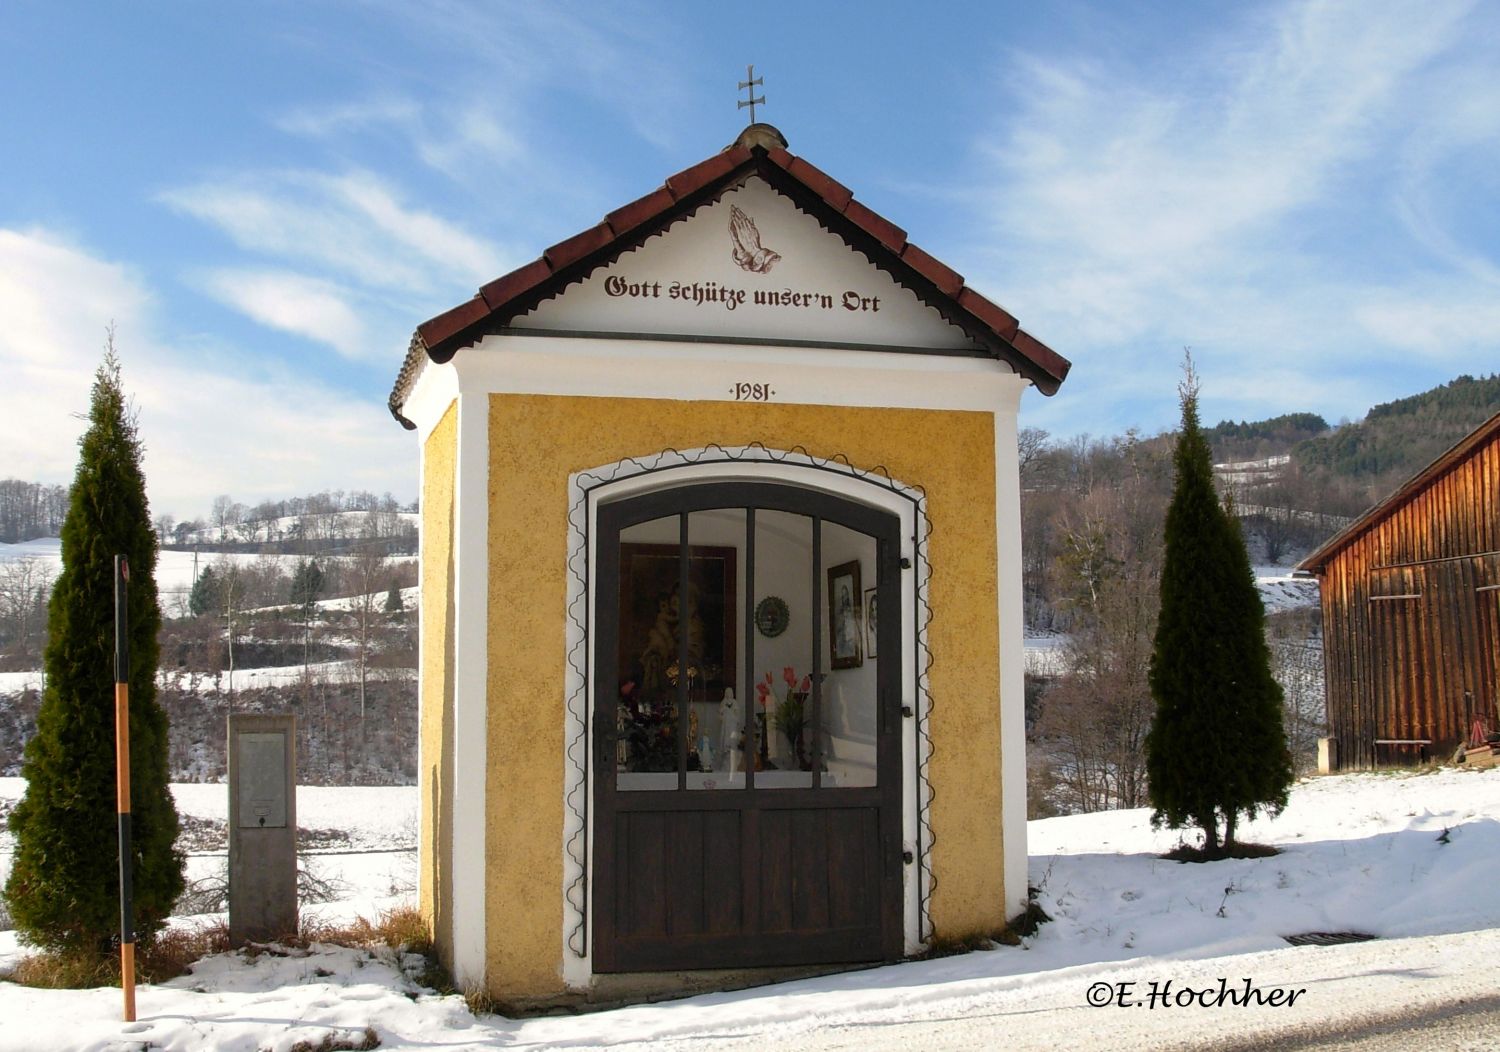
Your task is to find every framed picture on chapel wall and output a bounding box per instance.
[863,586,878,659]
[826,560,863,669]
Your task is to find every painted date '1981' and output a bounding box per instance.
[732,382,775,402]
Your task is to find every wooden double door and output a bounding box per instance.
[593,482,903,972]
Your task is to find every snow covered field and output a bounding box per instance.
[2,767,1499,1050]
[0,537,281,599]
[1253,564,1320,614]
[0,538,416,616]
[0,660,416,697]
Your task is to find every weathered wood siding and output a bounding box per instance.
[1314,420,1500,768]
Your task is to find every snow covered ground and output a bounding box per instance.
[0,660,415,697]
[308,585,419,614]
[3,767,1499,1050]
[1024,632,1069,677]
[1254,564,1320,614]
[2,537,272,595]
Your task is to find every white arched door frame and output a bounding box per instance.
[560,446,932,986]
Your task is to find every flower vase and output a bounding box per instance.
[756,712,773,770]
[795,731,811,772]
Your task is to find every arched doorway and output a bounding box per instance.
[592,481,903,971]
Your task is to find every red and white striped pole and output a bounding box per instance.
[114,555,136,1022]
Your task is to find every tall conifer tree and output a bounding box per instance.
[1146,358,1292,856]
[4,342,184,952]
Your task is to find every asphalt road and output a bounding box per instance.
[728,994,1500,1052]
[1197,995,1500,1051]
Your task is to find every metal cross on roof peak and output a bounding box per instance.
[737,64,765,124]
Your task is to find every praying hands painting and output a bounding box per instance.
[728,205,781,274]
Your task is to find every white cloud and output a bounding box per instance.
[274,96,421,139]
[129,355,414,518]
[359,0,691,153]
[323,171,501,280]
[1354,289,1500,356]
[159,170,504,293]
[413,103,527,182]
[0,228,151,486]
[0,227,150,370]
[0,228,413,519]
[967,0,1495,427]
[987,1,1467,299]
[198,269,371,360]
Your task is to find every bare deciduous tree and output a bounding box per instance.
[1268,608,1327,773]
[1031,440,1167,815]
[215,558,244,706]
[346,531,390,720]
[0,557,54,664]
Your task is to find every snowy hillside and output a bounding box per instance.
[177,511,418,546]
[1253,563,1320,613]
[0,538,416,610]
[2,536,278,591]
[1213,453,1290,486]
[2,767,1498,1050]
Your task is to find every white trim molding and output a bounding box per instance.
[992,384,1029,920]
[448,392,490,988]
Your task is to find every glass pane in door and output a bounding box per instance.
[819,520,878,788]
[684,508,744,789]
[752,509,815,788]
[615,514,683,790]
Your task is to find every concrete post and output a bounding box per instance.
[1317,736,1337,775]
[228,713,298,945]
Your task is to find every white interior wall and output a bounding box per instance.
[748,510,814,770]
[819,521,878,785]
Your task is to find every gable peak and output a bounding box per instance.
[729,123,788,152]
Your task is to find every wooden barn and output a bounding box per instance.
[1298,411,1500,769]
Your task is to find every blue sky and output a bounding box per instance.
[3,1,1497,519]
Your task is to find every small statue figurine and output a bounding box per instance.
[698,734,713,772]
[718,688,742,776]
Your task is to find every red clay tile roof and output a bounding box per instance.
[1297,409,1500,574]
[390,126,1071,427]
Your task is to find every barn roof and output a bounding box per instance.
[1297,409,1500,575]
[388,124,1071,428]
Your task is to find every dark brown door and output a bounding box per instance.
[593,482,903,972]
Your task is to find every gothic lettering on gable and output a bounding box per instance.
[604,275,880,314]
[514,178,971,349]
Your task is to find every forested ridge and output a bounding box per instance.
[1292,373,1500,487]
[1203,413,1330,464]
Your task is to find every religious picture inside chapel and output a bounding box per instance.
[615,515,736,789]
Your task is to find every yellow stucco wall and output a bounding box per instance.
[419,402,457,968]
[482,393,1003,997]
